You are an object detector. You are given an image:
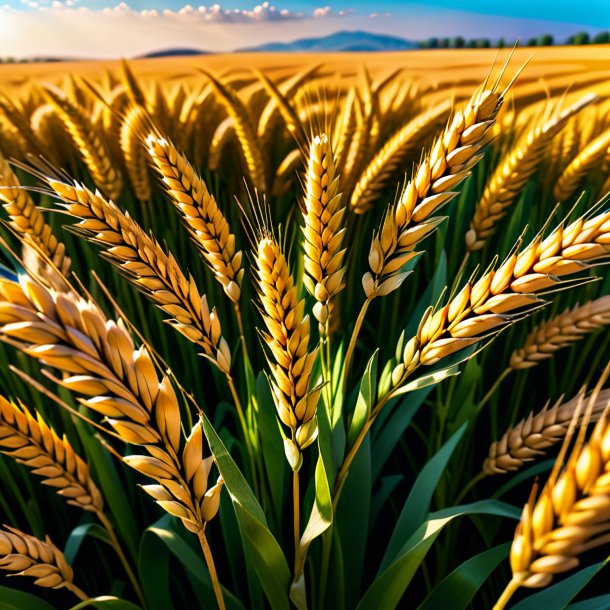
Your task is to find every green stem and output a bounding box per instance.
[198,529,226,610]
[454,471,485,505]
[293,469,301,574]
[342,297,372,394]
[478,368,511,412]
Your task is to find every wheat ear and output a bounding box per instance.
[0,396,103,512]
[46,178,232,373]
[510,296,610,370]
[42,85,123,201]
[120,106,152,202]
[303,134,346,332]
[0,526,86,598]
[484,389,610,474]
[272,148,302,196]
[146,135,244,303]
[391,207,610,387]
[350,100,451,214]
[0,156,70,274]
[466,94,596,251]
[255,234,320,469]
[208,117,235,172]
[0,271,223,536]
[554,127,610,202]
[333,87,358,174]
[364,84,505,299]
[494,385,610,607]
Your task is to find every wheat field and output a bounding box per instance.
[0,46,608,610]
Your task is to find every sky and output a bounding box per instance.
[0,0,608,58]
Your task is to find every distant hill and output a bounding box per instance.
[240,30,417,52]
[138,48,209,58]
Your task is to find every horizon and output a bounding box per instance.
[0,1,608,59]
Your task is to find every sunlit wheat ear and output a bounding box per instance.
[0,396,103,513]
[350,100,452,214]
[199,70,266,193]
[554,127,610,202]
[120,106,152,203]
[484,389,610,474]
[466,94,596,251]
[145,135,244,303]
[0,271,222,534]
[332,86,358,174]
[302,133,346,333]
[0,526,82,595]
[45,178,231,373]
[390,206,610,389]
[0,93,44,160]
[272,148,301,196]
[254,234,320,470]
[509,296,610,370]
[504,382,610,595]
[208,117,235,172]
[42,84,123,201]
[0,156,70,275]
[364,81,506,299]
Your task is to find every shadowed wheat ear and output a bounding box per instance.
[42,84,123,201]
[145,134,244,304]
[493,373,610,609]
[302,133,346,333]
[120,105,152,203]
[484,389,610,474]
[0,396,103,512]
[350,100,452,213]
[44,178,232,373]
[0,526,87,599]
[364,81,506,299]
[255,234,320,470]
[0,156,70,275]
[554,127,610,202]
[466,93,596,251]
[0,270,223,536]
[509,296,610,369]
[390,206,610,390]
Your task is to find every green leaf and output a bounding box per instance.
[0,586,56,610]
[493,460,554,498]
[568,595,610,609]
[64,522,111,564]
[380,423,468,572]
[513,560,609,610]
[69,596,142,610]
[348,350,378,446]
[417,543,510,610]
[202,413,291,610]
[357,500,520,610]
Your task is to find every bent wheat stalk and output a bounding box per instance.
[0,526,87,599]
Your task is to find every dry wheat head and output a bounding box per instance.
[120,106,152,202]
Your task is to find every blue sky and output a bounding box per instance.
[0,0,608,58]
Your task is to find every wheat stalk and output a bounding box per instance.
[0,156,70,274]
[390,206,610,388]
[466,94,596,251]
[509,296,610,370]
[208,117,235,172]
[554,127,610,202]
[0,525,86,598]
[302,134,346,333]
[484,389,610,474]
[350,100,451,214]
[45,178,232,373]
[42,85,123,201]
[255,234,320,469]
[120,106,152,203]
[0,396,103,512]
[146,135,244,304]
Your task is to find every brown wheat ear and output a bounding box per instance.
[0,526,87,599]
[484,389,610,474]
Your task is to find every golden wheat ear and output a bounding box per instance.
[119,106,152,203]
[0,525,87,599]
[0,396,103,512]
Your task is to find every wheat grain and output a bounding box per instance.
[46,178,232,372]
[484,389,610,474]
[466,94,596,251]
[509,296,610,369]
[554,127,610,202]
[146,135,244,304]
[0,396,103,512]
[255,234,320,469]
[302,133,346,332]
[42,85,123,201]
